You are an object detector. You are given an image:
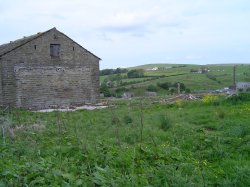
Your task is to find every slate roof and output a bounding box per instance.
[0,29,50,57]
[0,28,101,60]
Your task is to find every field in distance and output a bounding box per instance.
[100,63,250,97]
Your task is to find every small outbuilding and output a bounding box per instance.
[236,82,250,92]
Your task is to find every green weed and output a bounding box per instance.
[159,113,172,131]
[0,98,249,186]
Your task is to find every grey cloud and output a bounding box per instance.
[98,20,182,38]
[98,23,150,37]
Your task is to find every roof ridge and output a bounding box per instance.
[0,28,55,57]
[0,27,101,60]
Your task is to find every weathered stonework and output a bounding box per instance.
[0,28,100,109]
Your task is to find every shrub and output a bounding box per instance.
[216,110,225,119]
[100,84,111,97]
[190,69,199,73]
[147,84,158,92]
[238,92,250,101]
[115,87,127,98]
[206,74,217,81]
[159,114,172,131]
[226,92,250,104]
[185,88,191,93]
[202,95,219,104]
[175,99,183,108]
[127,69,144,78]
[123,115,133,124]
[169,88,176,94]
[173,82,186,91]
[157,82,170,90]
[100,68,128,76]
[229,125,248,138]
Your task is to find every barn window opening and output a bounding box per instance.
[34,45,37,50]
[53,34,58,39]
[50,44,60,58]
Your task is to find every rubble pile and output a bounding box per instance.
[164,94,200,104]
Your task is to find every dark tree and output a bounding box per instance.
[127,69,144,78]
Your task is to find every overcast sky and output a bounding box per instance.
[0,0,250,69]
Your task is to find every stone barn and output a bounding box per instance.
[0,28,100,109]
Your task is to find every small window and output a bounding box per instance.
[73,47,74,51]
[50,44,60,58]
[34,45,37,50]
[53,34,58,39]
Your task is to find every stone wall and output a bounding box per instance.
[0,59,17,106]
[0,28,100,109]
[0,61,3,103]
[15,65,94,109]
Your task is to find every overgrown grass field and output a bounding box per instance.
[0,95,250,186]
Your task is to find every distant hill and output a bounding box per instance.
[127,63,199,70]
[100,63,250,97]
[127,63,250,70]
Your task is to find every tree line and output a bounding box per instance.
[100,68,128,76]
[100,68,145,78]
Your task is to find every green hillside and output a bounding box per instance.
[100,64,250,97]
[127,63,186,70]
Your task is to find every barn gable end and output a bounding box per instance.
[0,28,100,109]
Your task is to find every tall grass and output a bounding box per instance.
[0,97,249,186]
[159,113,172,131]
